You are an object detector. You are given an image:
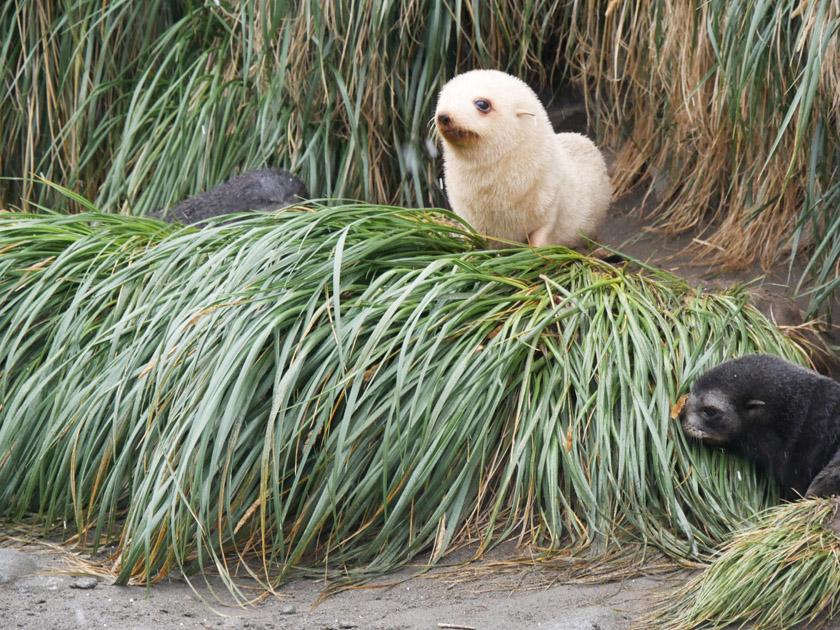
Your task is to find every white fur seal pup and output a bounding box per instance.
[680,354,840,498]
[434,70,611,248]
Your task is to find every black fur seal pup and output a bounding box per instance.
[148,168,308,225]
[680,354,840,498]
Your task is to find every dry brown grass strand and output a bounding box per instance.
[566,0,840,271]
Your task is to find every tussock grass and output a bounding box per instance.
[568,0,840,314]
[0,203,803,597]
[654,497,840,630]
[1,0,567,214]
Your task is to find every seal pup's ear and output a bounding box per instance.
[516,110,537,126]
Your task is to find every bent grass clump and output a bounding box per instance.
[0,203,804,600]
[655,497,840,630]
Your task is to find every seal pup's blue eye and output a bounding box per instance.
[474,99,491,113]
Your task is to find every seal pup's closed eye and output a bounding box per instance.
[434,69,611,249]
[680,354,840,498]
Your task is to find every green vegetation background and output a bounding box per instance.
[3,1,838,315]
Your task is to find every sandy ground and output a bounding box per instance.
[0,543,679,630]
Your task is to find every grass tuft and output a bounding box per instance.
[654,496,840,630]
[566,0,840,315]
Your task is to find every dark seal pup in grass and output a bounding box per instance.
[148,168,308,225]
[680,354,840,498]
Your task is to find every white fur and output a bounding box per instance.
[434,70,611,248]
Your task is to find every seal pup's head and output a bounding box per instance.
[680,355,781,447]
[434,70,553,162]
[679,353,840,497]
[680,354,837,448]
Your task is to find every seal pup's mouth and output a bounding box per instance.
[680,417,732,447]
[440,127,479,143]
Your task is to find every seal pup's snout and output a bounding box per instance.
[435,110,478,143]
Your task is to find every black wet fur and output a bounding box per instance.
[681,354,840,498]
[147,168,308,225]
